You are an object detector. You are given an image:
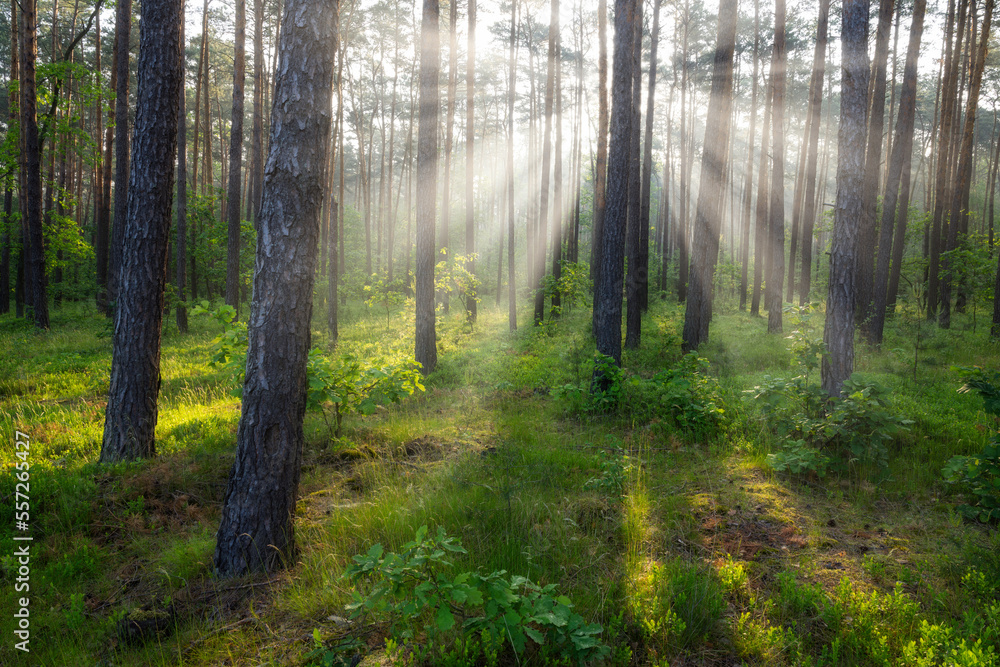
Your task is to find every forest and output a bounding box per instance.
[2,0,1000,662]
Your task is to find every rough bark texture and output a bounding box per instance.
[738,0,759,312]
[213,0,336,578]
[507,0,517,332]
[108,0,132,312]
[765,0,787,335]
[590,0,608,336]
[941,0,993,328]
[415,0,439,374]
[19,0,48,330]
[176,4,188,334]
[856,0,894,332]
[637,0,660,314]
[868,0,925,345]
[100,0,182,463]
[681,0,737,351]
[822,0,869,397]
[226,0,247,315]
[465,0,476,323]
[593,0,635,368]
[623,0,642,348]
[798,0,830,305]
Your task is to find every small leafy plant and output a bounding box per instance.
[344,525,610,665]
[584,445,633,497]
[943,366,1000,523]
[306,350,424,438]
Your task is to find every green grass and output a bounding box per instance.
[1,295,999,666]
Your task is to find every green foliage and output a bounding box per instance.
[191,301,248,387]
[364,273,409,329]
[306,349,424,438]
[944,366,1000,522]
[436,251,482,322]
[624,352,726,438]
[544,261,592,316]
[635,558,725,654]
[900,620,997,667]
[553,353,623,414]
[583,445,633,497]
[752,375,911,477]
[785,302,825,382]
[187,191,256,297]
[343,525,609,666]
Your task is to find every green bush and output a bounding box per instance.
[625,352,726,438]
[944,367,1000,523]
[342,525,609,666]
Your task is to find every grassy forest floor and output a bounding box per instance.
[1,294,999,666]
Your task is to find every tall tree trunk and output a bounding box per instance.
[739,0,760,312]
[415,0,440,374]
[799,0,830,305]
[108,0,132,313]
[822,0,869,397]
[440,0,458,314]
[226,0,247,316]
[213,0,336,577]
[594,0,635,368]
[681,0,737,351]
[100,0,182,462]
[507,0,517,331]
[623,0,642,347]
[250,0,264,222]
[676,0,690,304]
[3,0,17,316]
[638,0,661,314]
[868,0,925,344]
[941,0,993,328]
[590,0,608,334]
[19,0,48,329]
[329,39,344,341]
[751,76,772,317]
[766,0,787,335]
[534,0,556,325]
[551,18,563,320]
[465,0,477,322]
[856,0,894,334]
[177,1,188,333]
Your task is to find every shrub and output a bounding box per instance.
[342,525,609,666]
[943,366,1000,523]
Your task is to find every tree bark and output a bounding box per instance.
[213,0,336,577]
[415,0,439,374]
[507,0,517,331]
[176,2,188,334]
[798,0,830,305]
[638,0,662,313]
[765,0,787,335]
[594,0,635,368]
[623,0,641,347]
[822,0,869,397]
[751,75,772,317]
[867,0,925,344]
[681,0,737,351]
[19,0,48,329]
[100,0,182,462]
[107,0,132,314]
[738,0,760,312]
[856,0,894,334]
[590,0,608,335]
[226,0,247,316]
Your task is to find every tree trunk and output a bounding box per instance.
[867,0,925,344]
[799,0,830,305]
[765,0,787,335]
[590,0,608,335]
[676,0,690,304]
[751,75,772,317]
[177,2,188,334]
[637,0,661,314]
[213,0,336,578]
[623,0,641,347]
[19,0,48,329]
[822,0,869,397]
[465,0,476,322]
[594,0,635,368]
[550,1,563,320]
[507,0,517,331]
[415,0,439,374]
[107,0,132,313]
[226,0,247,316]
[856,0,894,334]
[681,0,737,351]
[100,0,182,462]
[941,0,993,328]
[738,0,760,312]
[3,0,17,316]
